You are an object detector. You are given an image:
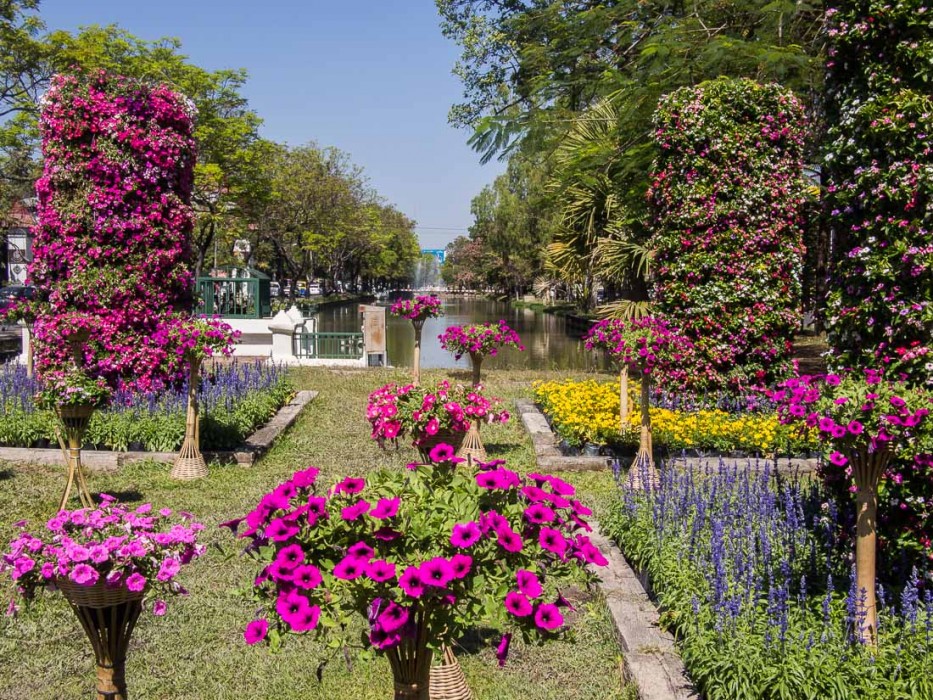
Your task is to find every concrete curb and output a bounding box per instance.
[516,399,819,475]
[0,390,318,472]
[589,525,698,700]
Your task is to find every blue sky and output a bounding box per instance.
[39,0,503,249]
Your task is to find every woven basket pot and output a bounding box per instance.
[57,578,145,700]
[415,429,467,462]
[429,645,474,700]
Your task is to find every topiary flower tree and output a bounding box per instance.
[822,0,933,387]
[584,316,694,478]
[390,295,443,386]
[438,320,524,388]
[770,370,931,645]
[648,78,809,392]
[227,458,605,699]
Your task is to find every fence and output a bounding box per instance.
[293,331,364,360]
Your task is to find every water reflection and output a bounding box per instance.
[316,297,607,371]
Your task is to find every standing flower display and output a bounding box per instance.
[228,459,605,700]
[584,316,694,472]
[157,316,239,480]
[390,295,443,386]
[438,320,524,387]
[1,499,205,700]
[770,370,931,644]
[367,380,509,461]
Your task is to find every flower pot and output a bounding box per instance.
[57,578,145,700]
[415,429,466,462]
[429,645,474,700]
[583,443,601,457]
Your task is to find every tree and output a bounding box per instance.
[442,236,494,291]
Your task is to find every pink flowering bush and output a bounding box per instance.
[769,370,933,575]
[228,458,605,664]
[367,380,510,448]
[29,71,199,392]
[438,320,524,361]
[33,367,112,410]
[649,78,808,391]
[584,316,695,387]
[389,295,443,322]
[1,498,205,616]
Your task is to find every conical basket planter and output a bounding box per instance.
[416,430,467,463]
[429,645,474,700]
[456,423,486,467]
[54,403,96,510]
[171,358,207,480]
[57,578,145,700]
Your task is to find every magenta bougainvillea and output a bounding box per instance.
[389,295,443,322]
[823,1,933,387]
[29,71,199,391]
[648,78,809,391]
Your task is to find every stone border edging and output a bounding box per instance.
[516,398,819,474]
[0,390,318,472]
[589,525,698,700]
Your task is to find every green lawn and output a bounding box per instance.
[0,367,635,700]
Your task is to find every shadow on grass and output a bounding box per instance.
[95,488,144,504]
[0,469,13,481]
[455,626,499,656]
[479,442,512,456]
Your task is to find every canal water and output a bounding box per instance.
[316,296,606,371]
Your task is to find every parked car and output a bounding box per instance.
[308,283,322,296]
[270,281,281,298]
[0,285,35,314]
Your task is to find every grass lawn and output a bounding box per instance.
[0,367,635,700]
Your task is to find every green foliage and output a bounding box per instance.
[649,78,809,391]
[822,0,933,385]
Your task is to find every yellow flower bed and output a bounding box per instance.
[532,379,814,454]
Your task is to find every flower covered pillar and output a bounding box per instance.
[390,296,443,386]
[771,370,930,645]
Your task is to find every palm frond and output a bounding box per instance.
[597,299,654,320]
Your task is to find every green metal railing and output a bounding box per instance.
[293,332,364,360]
[196,277,271,318]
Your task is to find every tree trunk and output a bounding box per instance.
[412,320,424,386]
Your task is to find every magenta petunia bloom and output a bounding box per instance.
[848,420,864,435]
[341,500,372,521]
[504,591,533,617]
[376,601,409,633]
[476,472,501,489]
[496,633,512,667]
[516,569,542,598]
[370,497,401,520]
[366,559,397,582]
[449,554,472,579]
[70,563,99,586]
[546,476,576,497]
[156,557,181,582]
[292,466,320,488]
[306,496,328,518]
[534,603,563,630]
[373,526,402,541]
[332,555,367,580]
[292,564,323,589]
[429,442,456,463]
[125,572,147,592]
[288,604,321,632]
[276,590,310,624]
[398,566,426,598]
[421,557,454,588]
[244,619,269,645]
[338,477,366,494]
[538,528,568,556]
[266,517,300,542]
[276,543,306,568]
[347,541,375,560]
[829,451,849,467]
[152,599,167,616]
[523,503,556,524]
[497,528,524,553]
[450,522,482,548]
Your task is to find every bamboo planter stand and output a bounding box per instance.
[411,318,426,386]
[171,358,207,480]
[55,403,96,510]
[57,579,145,700]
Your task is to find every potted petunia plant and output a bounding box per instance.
[438,321,523,388]
[584,316,694,473]
[770,369,931,645]
[390,296,443,386]
[227,456,606,700]
[1,498,205,700]
[367,380,510,461]
[157,315,239,480]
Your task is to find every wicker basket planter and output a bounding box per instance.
[429,645,474,700]
[415,429,467,462]
[57,578,145,700]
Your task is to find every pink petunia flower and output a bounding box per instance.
[504,591,533,617]
[533,603,563,630]
[244,619,269,645]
